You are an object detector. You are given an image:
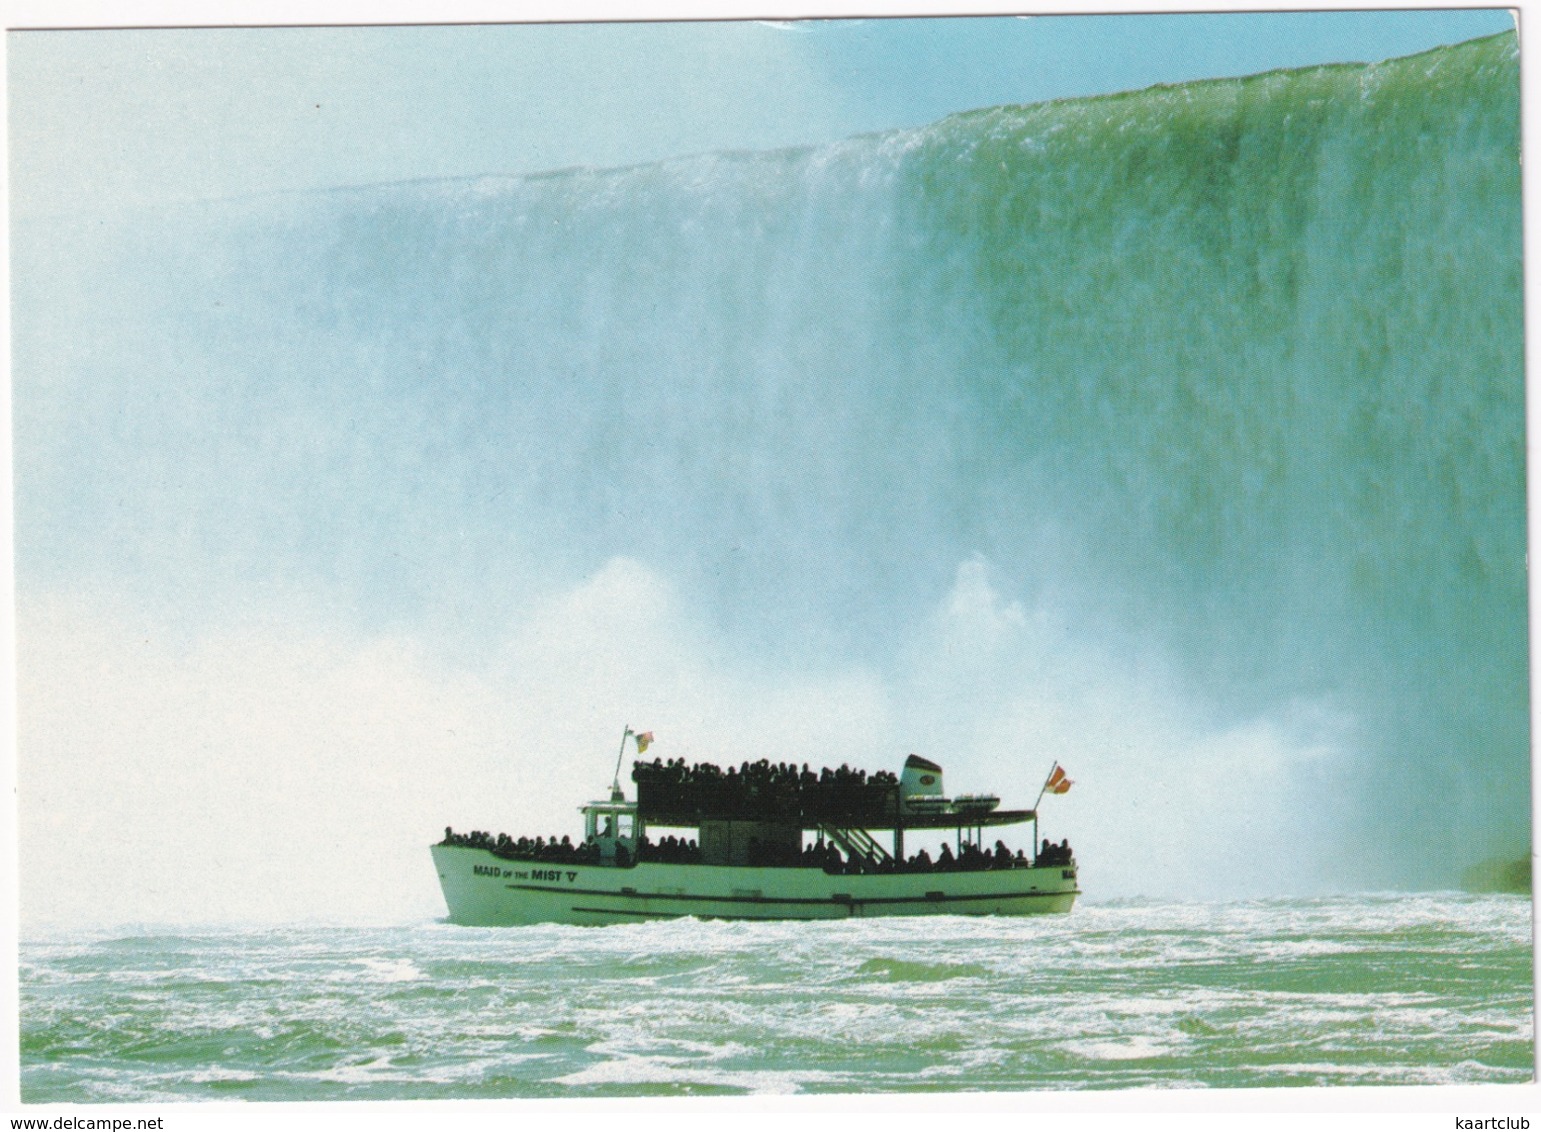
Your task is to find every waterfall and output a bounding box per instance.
[15,32,1524,896]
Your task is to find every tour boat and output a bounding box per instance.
[432,740,1078,926]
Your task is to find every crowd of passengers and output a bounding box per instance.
[1037,838,1074,866]
[441,827,602,863]
[755,837,1072,873]
[443,826,1074,871]
[632,757,900,820]
[640,833,701,863]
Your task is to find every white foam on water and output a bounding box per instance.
[1059,1035,1184,1061]
[180,1066,261,1084]
[351,956,426,983]
[551,1054,841,1094]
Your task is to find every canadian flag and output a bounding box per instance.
[1045,765,1073,795]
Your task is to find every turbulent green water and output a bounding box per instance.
[19,895,1534,1099]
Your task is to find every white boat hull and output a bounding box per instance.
[432,844,1079,925]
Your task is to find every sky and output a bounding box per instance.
[3,5,1530,931]
[7,8,1517,219]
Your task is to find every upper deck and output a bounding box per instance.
[631,754,1036,831]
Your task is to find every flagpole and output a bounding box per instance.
[1033,761,1059,813]
[612,726,632,802]
[1032,761,1058,866]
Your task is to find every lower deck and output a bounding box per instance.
[431,844,1080,925]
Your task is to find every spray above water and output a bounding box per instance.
[12,34,1526,923]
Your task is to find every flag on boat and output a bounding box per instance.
[634,731,655,754]
[1045,765,1072,794]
